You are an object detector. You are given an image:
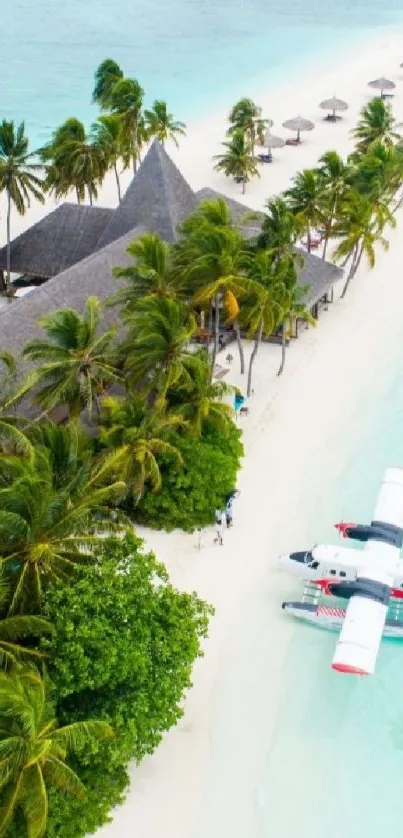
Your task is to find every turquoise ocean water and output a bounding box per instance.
[4,0,403,148]
[6,3,403,836]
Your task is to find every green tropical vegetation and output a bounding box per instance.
[0,70,403,835]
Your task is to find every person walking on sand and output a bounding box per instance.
[225,500,233,528]
[214,508,224,545]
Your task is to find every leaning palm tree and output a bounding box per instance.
[13,297,122,419]
[0,669,113,837]
[110,77,145,173]
[352,97,399,155]
[0,121,45,295]
[227,97,270,153]
[214,129,260,194]
[144,100,186,147]
[91,113,125,200]
[0,422,126,614]
[317,150,350,260]
[92,58,124,109]
[240,250,289,395]
[284,168,326,252]
[51,135,107,204]
[122,296,196,403]
[100,396,183,502]
[109,233,181,312]
[332,189,395,297]
[168,351,234,438]
[40,118,87,202]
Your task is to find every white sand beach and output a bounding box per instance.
[4,26,403,838]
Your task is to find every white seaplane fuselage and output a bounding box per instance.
[278,542,403,596]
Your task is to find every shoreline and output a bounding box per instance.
[2,24,403,838]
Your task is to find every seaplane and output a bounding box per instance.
[279,467,403,676]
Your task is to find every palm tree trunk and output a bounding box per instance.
[341,242,362,298]
[307,228,311,253]
[5,191,11,295]
[114,163,122,202]
[242,178,246,195]
[76,188,81,204]
[277,323,288,377]
[210,294,220,381]
[247,321,263,397]
[88,187,93,206]
[322,198,337,261]
[234,320,245,374]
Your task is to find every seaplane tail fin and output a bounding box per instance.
[331,568,391,676]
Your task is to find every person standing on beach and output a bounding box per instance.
[225,500,233,528]
[214,509,224,545]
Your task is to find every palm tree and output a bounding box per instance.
[257,197,299,259]
[227,97,270,153]
[144,100,186,147]
[0,421,126,614]
[317,151,350,260]
[100,396,183,502]
[92,58,124,109]
[110,77,145,173]
[109,233,181,312]
[168,351,234,437]
[122,297,196,403]
[240,251,288,395]
[332,189,395,297]
[0,573,53,670]
[52,136,107,205]
[352,97,399,155]
[284,168,325,252]
[0,121,44,295]
[214,129,260,194]
[0,669,113,837]
[182,224,246,375]
[40,118,87,203]
[91,113,125,200]
[14,297,122,419]
[276,282,315,377]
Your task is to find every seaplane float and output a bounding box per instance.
[279,467,403,676]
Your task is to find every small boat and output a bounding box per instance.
[282,597,403,639]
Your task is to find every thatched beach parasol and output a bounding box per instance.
[263,131,285,150]
[282,116,314,143]
[368,77,396,98]
[319,96,348,121]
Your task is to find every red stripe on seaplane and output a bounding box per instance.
[314,579,403,599]
[332,662,370,675]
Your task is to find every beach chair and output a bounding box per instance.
[285,138,300,146]
[258,153,273,164]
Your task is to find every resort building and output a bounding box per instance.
[0,140,342,376]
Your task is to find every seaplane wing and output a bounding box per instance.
[331,468,403,675]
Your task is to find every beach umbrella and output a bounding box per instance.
[368,77,396,97]
[282,116,315,142]
[263,131,285,150]
[319,96,348,120]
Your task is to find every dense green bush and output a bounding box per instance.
[135,421,244,531]
[40,531,212,837]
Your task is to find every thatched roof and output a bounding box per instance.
[195,187,264,238]
[0,225,147,363]
[0,204,113,280]
[97,140,197,248]
[297,249,343,306]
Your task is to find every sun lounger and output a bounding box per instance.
[285,138,300,146]
[302,238,321,250]
[258,153,273,163]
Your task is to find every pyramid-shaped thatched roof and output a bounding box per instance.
[97,140,197,248]
[0,204,113,280]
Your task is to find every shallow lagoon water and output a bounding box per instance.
[4,0,403,146]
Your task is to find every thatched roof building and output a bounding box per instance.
[97,142,197,248]
[0,204,113,280]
